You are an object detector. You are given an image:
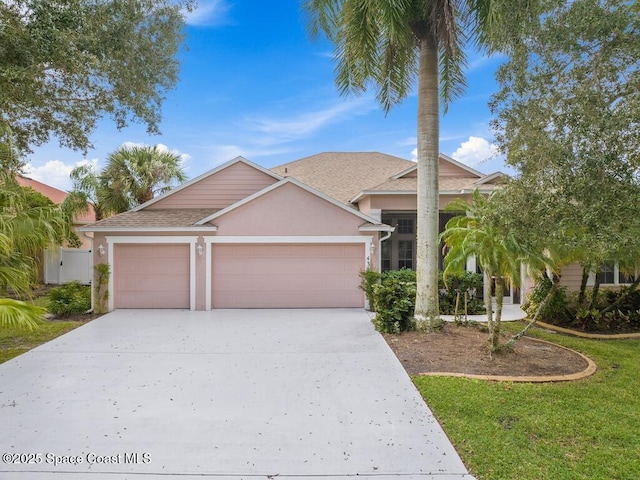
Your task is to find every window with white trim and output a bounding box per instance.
[398,240,413,270]
[597,263,637,285]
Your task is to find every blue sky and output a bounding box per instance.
[25,0,510,192]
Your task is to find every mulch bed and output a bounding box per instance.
[384,324,589,377]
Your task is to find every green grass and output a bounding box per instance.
[0,319,85,364]
[414,323,640,480]
[1,287,88,364]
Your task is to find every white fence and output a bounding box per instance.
[44,248,93,285]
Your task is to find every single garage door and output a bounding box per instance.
[114,244,190,309]
[212,244,364,308]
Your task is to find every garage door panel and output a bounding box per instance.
[212,244,364,308]
[114,244,190,309]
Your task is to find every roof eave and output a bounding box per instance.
[474,171,509,185]
[351,190,416,203]
[78,226,219,233]
[352,188,497,202]
[358,224,394,232]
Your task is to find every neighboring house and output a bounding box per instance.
[80,153,508,311]
[16,175,95,285]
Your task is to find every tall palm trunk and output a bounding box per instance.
[492,277,503,349]
[414,31,441,330]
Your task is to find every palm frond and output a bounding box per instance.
[0,298,45,330]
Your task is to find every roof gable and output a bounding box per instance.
[474,171,508,185]
[134,156,282,211]
[392,154,485,180]
[198,177,383,227]
[16,175,96,223]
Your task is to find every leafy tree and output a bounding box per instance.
[0,128,25,174]
[490,0,640,320]
[0,172,67,328]
[0,0,193,153]
[303,0,538,330]
[100,145,187,212]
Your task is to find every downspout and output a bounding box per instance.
[83,232,95,313]
[378,230,393,273]
[363,230,393,311]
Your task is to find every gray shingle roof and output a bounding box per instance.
[271,152,415,204]
[87,209,217,229]
[361,177,502,195]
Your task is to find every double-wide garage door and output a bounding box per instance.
[112,243,365,309]
[212,244,364,308]
[114,244,190,309]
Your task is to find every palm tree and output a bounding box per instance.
[304,0,536,330]
[100,145,187,213]
[0,171,65,328]
[64,164,111,221]
[441,190,529,350]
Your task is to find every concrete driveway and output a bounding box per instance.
[0,309,475,479]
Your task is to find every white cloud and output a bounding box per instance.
[450,136,498,166]
[184,0,230,27]
[466,52,507,72]
[24,158,99,192]
[205,144,248,161]
[398,136,417,147]
[244,97,376,142]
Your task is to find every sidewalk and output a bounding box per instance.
[441,303,528,322]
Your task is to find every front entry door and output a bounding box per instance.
[491,276,515,305]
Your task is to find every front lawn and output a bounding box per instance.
[414,323,640,480]
[0,319,86,364]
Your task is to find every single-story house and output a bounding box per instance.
[81,152,510,311]
[16,175,95,284]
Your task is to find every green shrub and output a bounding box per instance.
[523,276,570,323]
[570,287,640,332]
[383,268,417,283]
[94,263,110,314]
[370,269,487,332]
[359,268,381,311]
[372,270,416,333]
[439,271,485,315]
[48,282,91,317]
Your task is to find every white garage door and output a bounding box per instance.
[114,244,190,309]
[212,244,365,308]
